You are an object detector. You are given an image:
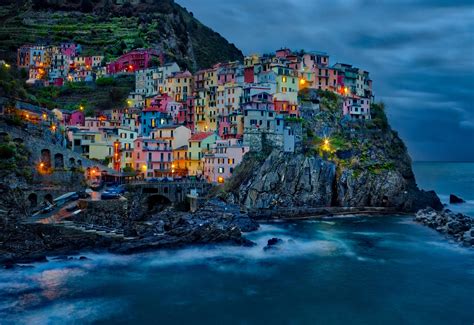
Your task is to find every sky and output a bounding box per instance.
[178,0,474,161]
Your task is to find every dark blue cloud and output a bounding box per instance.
[178,0,474,161]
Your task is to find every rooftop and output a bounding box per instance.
[189,132,214,142]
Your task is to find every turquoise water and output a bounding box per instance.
[413,162,474,216]
[1,163,473,324]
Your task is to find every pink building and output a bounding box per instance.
[62,110,85,126]
[217,62,237,85]
[343,96,371,120]
[106,49,160,75]
[149,94,171,113]
[275,48,291,58]
[203,138,249,183]
[69,110,85,126]
[60,43,81,57]
[133,137,173,179]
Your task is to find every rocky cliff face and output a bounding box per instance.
[227,95,442,213]
[239,151,336,209]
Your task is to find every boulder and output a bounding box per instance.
[415,208,473,247]
[264,237,284,251]
[449,194,465,204]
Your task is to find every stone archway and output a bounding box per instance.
[54,153,64,168]
[77,159,82,167]
[41,149,52,168]
[69,157,76,168]
[28,193,38,208]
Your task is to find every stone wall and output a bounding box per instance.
[76,198,128,228]
[243,130,283,152]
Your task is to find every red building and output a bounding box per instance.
[106,49,161,75]
[244,67,254,83]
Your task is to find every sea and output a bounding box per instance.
[0,162,473,324]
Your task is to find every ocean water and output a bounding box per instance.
[1,163,473,325]
[413,162,474,216]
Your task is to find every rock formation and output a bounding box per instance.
[415,208,473,246]
[226,97,442,213]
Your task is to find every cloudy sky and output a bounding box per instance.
[178,0,474,161]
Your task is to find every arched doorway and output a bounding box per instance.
[54,153,64,168]
[41,149,52,168]
[44,194,53,205]
[28,193,38,208]
[69,157,76,168]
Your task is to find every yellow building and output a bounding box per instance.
[166,71,193,102]
[187,132,219,176]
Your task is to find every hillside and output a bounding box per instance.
[0,0,243,71]
[224,90,442,213]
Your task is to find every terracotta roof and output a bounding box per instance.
[172,70,192,78]
[189,132,214,142]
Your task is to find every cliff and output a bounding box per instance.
[0,0,243,71]
[225,91,442,213]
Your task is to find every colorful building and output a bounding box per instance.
[203,138,249,183]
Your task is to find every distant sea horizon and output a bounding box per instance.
[412,161,474,217]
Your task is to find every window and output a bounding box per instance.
[218,167,224,174]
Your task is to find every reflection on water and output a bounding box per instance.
[1,216,473,325]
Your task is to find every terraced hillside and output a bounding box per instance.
[0,0,243,71]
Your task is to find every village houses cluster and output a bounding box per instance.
[14,44,374,184]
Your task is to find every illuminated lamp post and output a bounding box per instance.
[113,141,121,172]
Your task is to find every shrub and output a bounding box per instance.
[96,77,115,87]
[371,102,389,130]
[0,144,16,159]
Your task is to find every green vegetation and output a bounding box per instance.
[369,102,389,130]
[28,75,134,111]
[0,134,32,181]
[317,89,340,112]
[0,1,243,71]
[0,64,29,100]
[95,77,115,87]
[122,166,135,173]
[284,116,304,123]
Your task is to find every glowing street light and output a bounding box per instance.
[51,124,56,132]
[141,164,147,172]
[322,137,331,152]
[3,63,10,69]
[299,78,306,87]
[79,105,84,111]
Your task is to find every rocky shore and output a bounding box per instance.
[415,207,474,247]
[0,199,259,267]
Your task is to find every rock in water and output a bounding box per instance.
[449,194,465,204]
[415,208,473,246]
[264,237,284,251]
